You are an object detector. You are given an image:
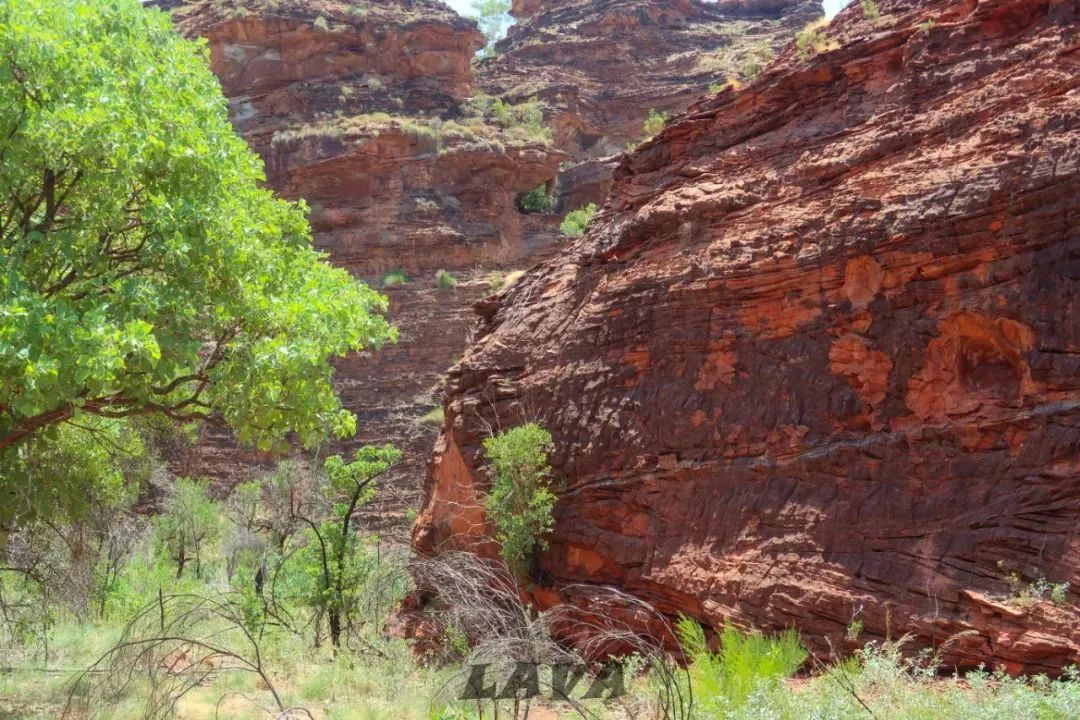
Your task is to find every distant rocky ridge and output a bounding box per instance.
[480,0,822,207]
[416,0,1080,672]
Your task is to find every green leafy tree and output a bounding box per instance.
[559,203,598,238]
[483,423,557,575]
[471,0,513,57]
[292,445,401,647]
[152,478,222,580]
[0,0,395,527]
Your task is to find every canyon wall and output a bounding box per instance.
[158,0,808,530]
[416,0,1080,672]
[479,0,822,207]
[164,0,563,524]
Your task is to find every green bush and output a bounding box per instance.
[740,42,774,81]
[382,269,409,287]
[643,108,668,137]
[483,424,557,575]
[678,617,807,716]
[435,269,457,290]
[469,95,552,144]
[861,0,881,20]
[290,445,402,647]
[559,202,598,238]
[519,184,557,214]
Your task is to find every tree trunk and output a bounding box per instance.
[329,609,342,648]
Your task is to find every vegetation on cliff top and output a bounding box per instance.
[470,0,512,58]
[270,100,552,153]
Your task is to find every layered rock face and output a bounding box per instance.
[162,0,565,520]
[416,0,1080,672]
[478,0,822,205]
[159,0,819,528]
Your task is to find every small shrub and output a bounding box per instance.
[919,18,936,31]
[1001,564,1071,609]
[519,184,557,214]
[419,407,444,427]
[861,0,881,20]
[486,269,525,294]
[487,271,507,293]
[559,202,597,238]
[382,269,409,287]
[435,269,457,290]
[312,14,330,32]
[483,423,557,575]
[796,22,829,60]
[740,43,774,81]
[677,616,807,714]
[643,108,668,138]
[469,95,552,144]
[289,445,403,647]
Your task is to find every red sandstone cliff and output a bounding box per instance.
[479,0,822,207]
[162,0,565,522]
[157,0,808,531]
[416,0,1080,672]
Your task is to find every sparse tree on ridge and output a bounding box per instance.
[471,0,513,57]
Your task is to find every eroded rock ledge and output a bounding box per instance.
[416,0,1080,672]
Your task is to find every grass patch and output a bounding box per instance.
[796,19,834,60]
[419,407,444,426]
[486,269,526,294]
[381,268,409,287]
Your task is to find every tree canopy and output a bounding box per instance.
[0,0,395,526]
[470,0,512,57]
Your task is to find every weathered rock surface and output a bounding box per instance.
[479,0,822,206]
[164,0,565,523]
[160,0,811,529]
[416,0,1080,672]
